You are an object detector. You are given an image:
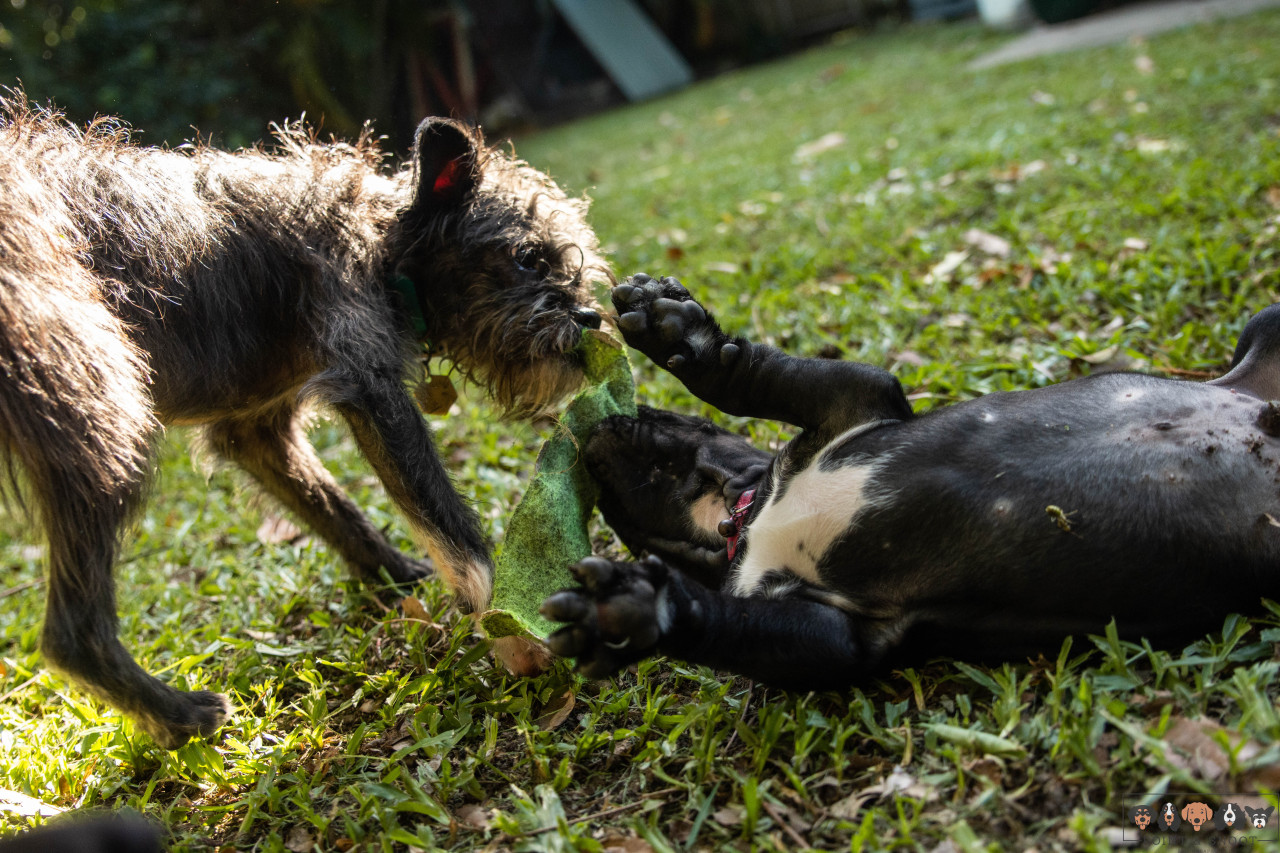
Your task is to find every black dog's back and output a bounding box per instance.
[815,372,1280,653]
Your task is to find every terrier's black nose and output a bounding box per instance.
[572,307,603,329]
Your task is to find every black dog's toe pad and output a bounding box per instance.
[542,556,668,679]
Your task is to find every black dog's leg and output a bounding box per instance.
[543,556,870,688]
[317,370,493,614]
[205,403,431,587]
[0,813,164,853]
[612,275,913,433]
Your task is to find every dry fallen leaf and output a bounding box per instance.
[829,789,875,821]
[257,515,303,546]
[0,788,64,817]
[284,826,313,853]
[1078,345,1120,365]
[535,688,575,731]
[455,803,491,830]
[924,250,969,285]
[400,596,431,623]
[966,757,1004,786]
[713,804,746,827]
[963,228,1011,258]
[601,833,656,853]
[1160,716,1278,785]
[793,131,846,161]
[703,261,741,275]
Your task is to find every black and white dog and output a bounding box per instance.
[541,275,1280,687]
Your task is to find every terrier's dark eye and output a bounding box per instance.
[514,246,548,275]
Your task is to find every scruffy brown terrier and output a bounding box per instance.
[0,95,609,747]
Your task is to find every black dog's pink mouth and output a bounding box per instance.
[585,408,770,583]
[719,488,756,561]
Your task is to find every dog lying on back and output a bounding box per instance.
[543,275,1280,685]
[0,97,608,746]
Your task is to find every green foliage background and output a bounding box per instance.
[0,0,445,149]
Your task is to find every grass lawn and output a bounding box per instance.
[4,11,1280,852]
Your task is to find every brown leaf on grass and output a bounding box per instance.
[284,826,313,853]
[1164,717,1230,780]
[455,803,491,830]
[1266,185,1280,210]
[257,515,303,546]
[966,758,1004,786]
[1241,763,1280,792]
[1129,691,1176,714]
[713,804,746,826]
[830,765,937,821]
[1161,716,1277,788]
[535,688,575,731]
[890,350,928,368]
[828,790,875,821]
[601,833,656,853]
[400,596,431,623]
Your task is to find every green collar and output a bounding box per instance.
[391,274,429,337]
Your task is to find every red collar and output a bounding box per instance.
[725,489,756,561]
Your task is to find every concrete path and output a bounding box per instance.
[969,0,1280,69]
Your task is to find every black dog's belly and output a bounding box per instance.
[762,373,1280,633]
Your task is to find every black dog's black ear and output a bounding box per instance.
[412,117,481,209]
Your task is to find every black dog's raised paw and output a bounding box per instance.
[611,274,738,376]
[541,555,669,679]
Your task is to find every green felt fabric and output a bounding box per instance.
[480,329,636,640]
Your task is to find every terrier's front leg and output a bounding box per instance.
[325,372,493,612]
[612,274,913,433]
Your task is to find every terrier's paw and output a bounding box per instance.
[611,274,736,376]
[541,555,668,679]
[143,690,232,749]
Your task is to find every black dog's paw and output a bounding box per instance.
[611,274,739,377]
[541,555,669,679]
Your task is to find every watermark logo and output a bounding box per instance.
[1122,794,1279,847]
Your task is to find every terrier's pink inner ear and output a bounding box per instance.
[433,157,464,197]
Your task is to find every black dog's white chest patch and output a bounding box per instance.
[729,442,887,598]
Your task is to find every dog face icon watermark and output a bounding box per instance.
[1244,805,1275,829]
[1182,802,1213,832]
[1122,794,1278,847]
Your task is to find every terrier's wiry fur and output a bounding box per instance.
[0,94,609,747]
